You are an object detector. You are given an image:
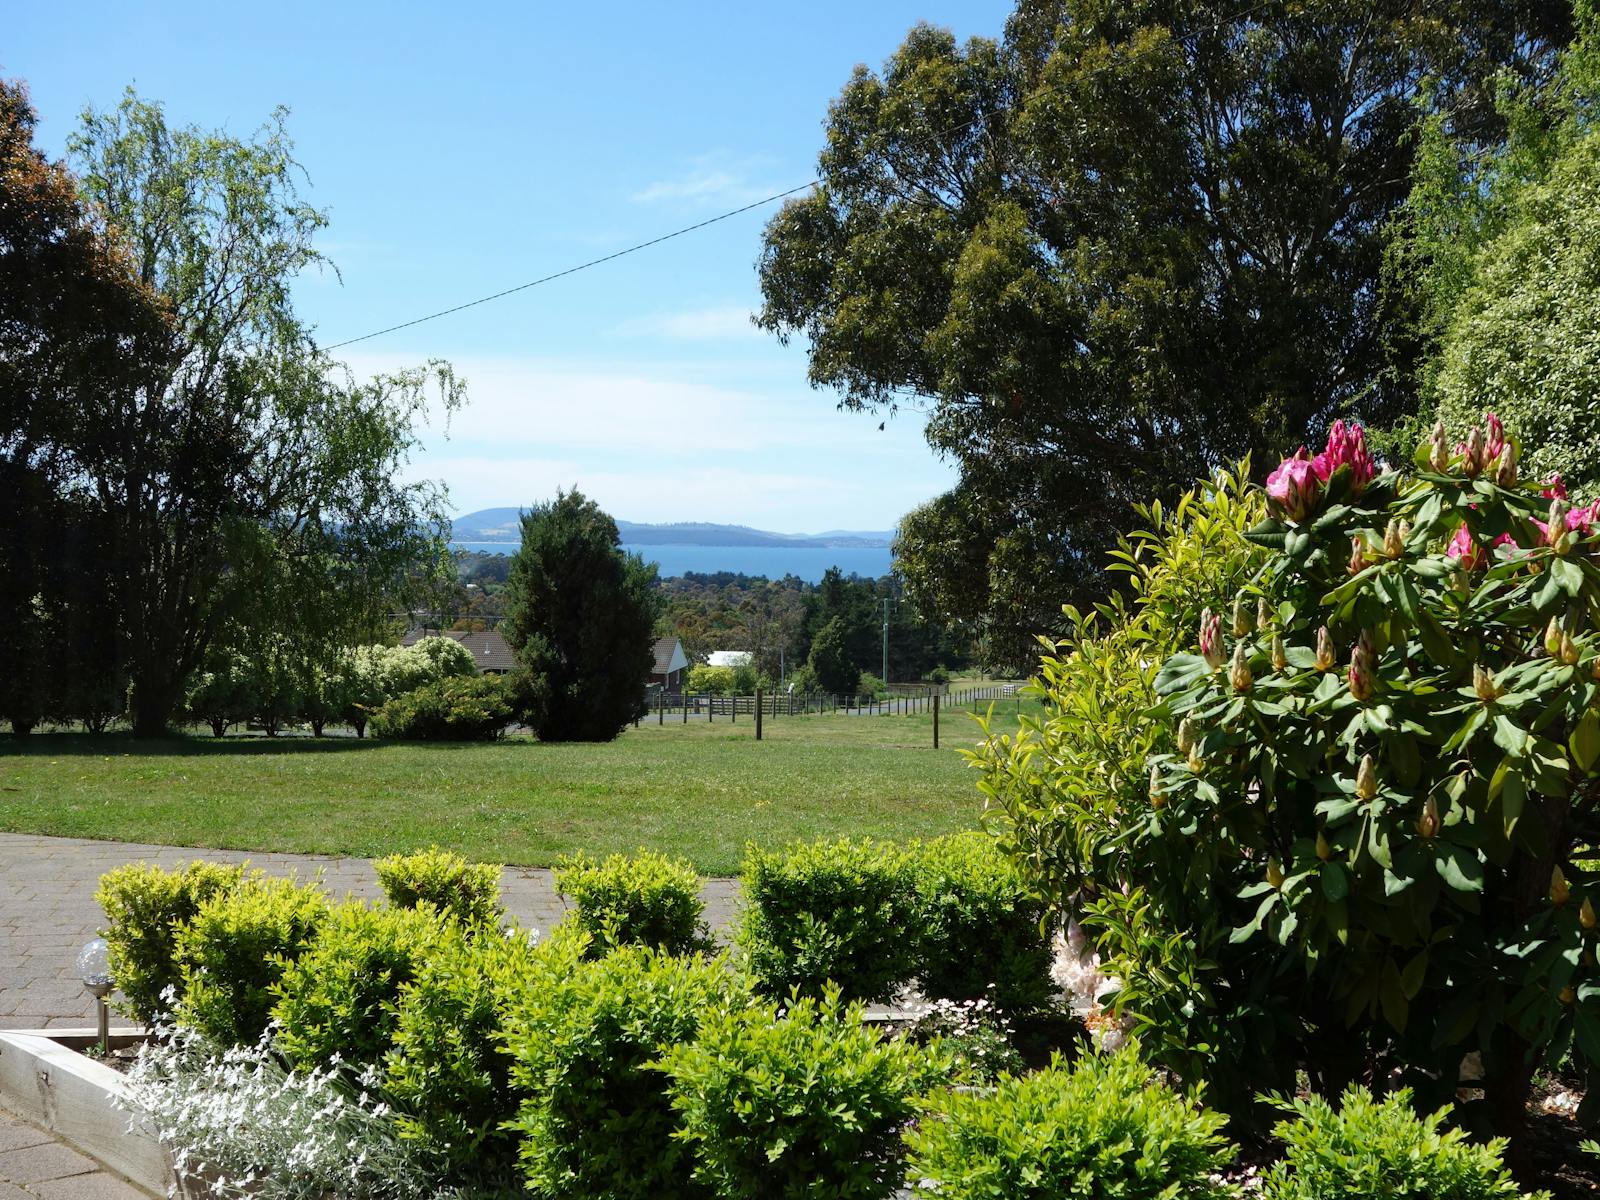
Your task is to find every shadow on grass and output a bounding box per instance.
[0,731,394,758]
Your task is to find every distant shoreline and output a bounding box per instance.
[452,541,895,583]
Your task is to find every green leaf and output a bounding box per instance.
[1321,862,1349,903]
[1571,709,1600,772]
[1435,845,1485,894]
[1551,556,1584,597]
[1493,714,1528,757]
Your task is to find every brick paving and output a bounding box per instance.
[0,1112,144,1200]
[0,832,742,1030]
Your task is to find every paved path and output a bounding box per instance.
[0,1111,144,1200]
[0,833,741,1030]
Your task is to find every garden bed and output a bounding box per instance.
[0,1026,171,1197]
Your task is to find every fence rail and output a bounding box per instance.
[639,682,1026,728]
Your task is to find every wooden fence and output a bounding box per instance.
[639,683,1026,746]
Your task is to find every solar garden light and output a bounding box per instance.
[76,937,113,1051]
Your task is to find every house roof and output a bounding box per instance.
[400,628,517,673]
[653,636,688,677]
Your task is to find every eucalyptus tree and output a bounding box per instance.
[758,0,1571,662]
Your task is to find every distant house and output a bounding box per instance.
[400,628,517,675]
[707,650,752,669]
[651,636,689,692]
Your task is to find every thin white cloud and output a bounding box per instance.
[614,306,761,341]
[343,350,960,528]
[630,154,794,208]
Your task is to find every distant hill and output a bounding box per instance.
[451,508,894,549]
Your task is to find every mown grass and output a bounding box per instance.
[0,702,1034,876]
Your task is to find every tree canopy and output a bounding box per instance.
[2,84,463,734]
[758,0,1572,665]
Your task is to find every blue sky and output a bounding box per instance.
[9,0,1013,533]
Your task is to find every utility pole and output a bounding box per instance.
[881,597,891,688]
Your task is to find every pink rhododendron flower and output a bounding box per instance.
[1447,523,1516,570]
[1266,448,1321,522]
[1535,500,1599,544]
[1543,475,1568,501]
[1484,412,1506,466]
[1312,419,1376,495]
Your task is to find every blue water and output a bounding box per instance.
[451,542,894,582]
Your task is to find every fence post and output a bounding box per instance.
[755,688,763,741]
[683,694,688,724]
[933,693,940,749]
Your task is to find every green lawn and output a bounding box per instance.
[0,705,1029,876]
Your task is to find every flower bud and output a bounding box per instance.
[1349,535,1370,576]
[1416,795,1440,841]
[1429,420,1450,473]
[1316,831,1332,861]
[1267,858,1285,890]
[1464,427,1485,476]
[1581,897,1597,931]
[1355,753,1378,802]
[1230,642,1253,693]
[1232,594,1252,638]
[1187,745,1204,774]
[1560,984,1576,1005]
[1148,763,1165,808]
[1495,440,1518,488]
[1176,717,1197,755]
[1549,498,1569,541]
[1315,626,1335,671]
[1200,609,1224,671]
[1552,866,1571,906]
[1561,631,1579,666]
[1473,663,1502,703]
[1546,617,1564,658]
[1257,597,1271,632]
[1556,530,1573,556]
[1271,633,1288,673]
[1349,632,1376,702]
[1383,518,1404,559]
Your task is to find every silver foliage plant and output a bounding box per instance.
[119,1001,441,1200]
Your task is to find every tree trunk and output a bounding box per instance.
[1485,1030,1535,1174]
[311,718,324,737]
[131,685,177,738]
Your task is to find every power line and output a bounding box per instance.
[321,181,818,351]
[320,0,1294,352]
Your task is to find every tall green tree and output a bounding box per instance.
[502,491,661,742]
[758,1,1570,661]
[48,90,462,735]
[1392,2,1600,493]
[0,78,165,732]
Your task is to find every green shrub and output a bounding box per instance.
[271,900,450,1070]
[555,849,711,957]
[905,1048,1235,1200]
[1262,1087,1543,1199]
[686,664,736,695]
[370,674,515,741]
[737,838,919,1004]
[374,846,503,928]
[662,988,950,1200]
[174,876,330,1046]
[504,944,752,1200]
[96,860,245,1022]
[385,924,588,1184]
[909,834,1054,1014]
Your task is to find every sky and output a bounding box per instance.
[9,0,1014,533]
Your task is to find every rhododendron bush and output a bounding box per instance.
[982,417,1600,1146]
